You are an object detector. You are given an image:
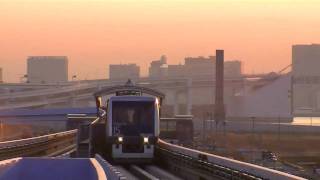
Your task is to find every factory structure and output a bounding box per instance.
[292,44,320,115]
[228,44,320,118]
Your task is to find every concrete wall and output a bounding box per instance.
[292,44,320,114]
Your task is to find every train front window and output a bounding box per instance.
[112,101,155,136]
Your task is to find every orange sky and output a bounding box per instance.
[0,0,319,82]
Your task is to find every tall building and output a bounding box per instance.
[167,64,185,77]
[27,56,68,83]
[109,64,140,80]
[292,44,320,114]
[184,56,216,77]
[149,55,168,78]
[0,68,2,83]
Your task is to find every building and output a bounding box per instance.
[27,56,68,83]
[150,55,242,79]
[292,44,320,115]
[184,56,216,78]
[228,73,291,118]
[149,55,168,78]
[109,64,140,80]
[167,64,185,78]
[0,68,2,83]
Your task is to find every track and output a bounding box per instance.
[0,127,305,180]
[114,164,182,180]
[144,165,183,180]
[114,165,139,180]
[0,130,77,161]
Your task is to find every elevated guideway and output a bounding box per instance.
[157,139,303,180]
[0,128,306,180]
[0,158,106,180]
[0,130,77,161]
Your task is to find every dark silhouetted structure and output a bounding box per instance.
[214,50,225,123]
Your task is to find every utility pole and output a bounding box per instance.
[202,113,206,142]
[278,116,281,141]
[210,112,213,131]
[251,116,255,141]
[251,116,255,163]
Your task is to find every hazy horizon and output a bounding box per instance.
[1,0,320,82]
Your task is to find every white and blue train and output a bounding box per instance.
[93,80,164,163]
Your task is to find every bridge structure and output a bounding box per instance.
[0,73,283,118]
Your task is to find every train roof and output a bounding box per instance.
[94,80,165,100]
[109,95,156,102]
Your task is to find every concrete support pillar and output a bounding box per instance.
[186,78,193,115]
[173,91,179,115]
[70,93,77,108]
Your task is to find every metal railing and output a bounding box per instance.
[157,139,306,180]
[95,154,126,180]
[0,130,77,160]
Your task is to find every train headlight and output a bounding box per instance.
[118,136,123,143]
[143,137,149,144]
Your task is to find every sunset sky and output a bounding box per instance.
[0,0,319,82]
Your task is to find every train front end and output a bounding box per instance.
[107,96,160,163]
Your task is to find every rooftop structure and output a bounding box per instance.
[149,55,168,78]
[109,64,140,80]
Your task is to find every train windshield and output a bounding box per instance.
[112,101,155,136]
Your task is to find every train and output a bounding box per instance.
[92,80,165,163]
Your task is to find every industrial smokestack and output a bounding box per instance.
[214,49,226,123]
